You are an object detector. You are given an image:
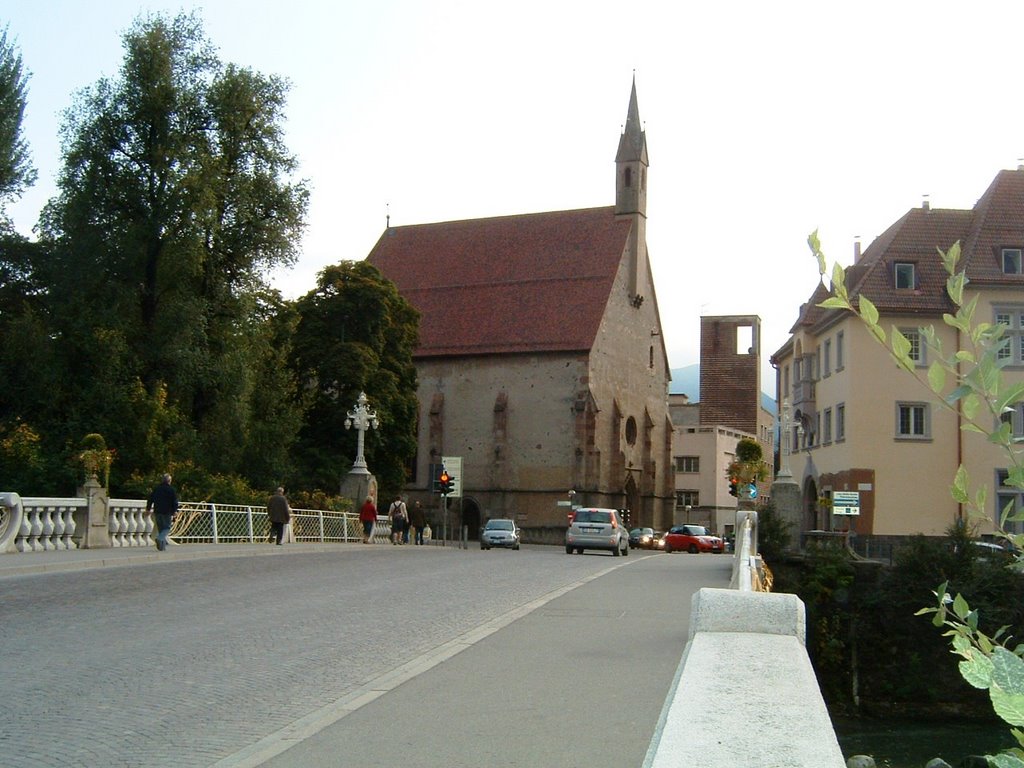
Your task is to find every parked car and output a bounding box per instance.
[629,527,656,549]
[662,524,725,554]
[566,508,629,556]
[480,518,521,550]
[652,531,666,551]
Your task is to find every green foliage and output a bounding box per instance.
[0,420,47,493]
[810,230,1024,762]
[291,261,419,495]
[757,501,792,563]
[0,26,36,214]
[736,437,763,464]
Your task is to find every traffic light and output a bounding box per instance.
[728,476,739,497]
[439,470,451,495]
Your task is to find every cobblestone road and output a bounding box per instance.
[0,544,648,768]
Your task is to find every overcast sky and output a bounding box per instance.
[6,1,1024,396]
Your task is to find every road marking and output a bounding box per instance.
[212,558,638,767]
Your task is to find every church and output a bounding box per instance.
[366,80,675,538]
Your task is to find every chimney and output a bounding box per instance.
[853,237,861,262]
[922,194,930,211]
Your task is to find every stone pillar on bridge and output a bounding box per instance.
[771,398,802,551]
[80,474,112,549]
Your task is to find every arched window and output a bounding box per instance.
[624,167,632,188]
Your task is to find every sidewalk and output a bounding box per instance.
[0,540,360,577]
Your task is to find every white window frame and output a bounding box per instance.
[836,403,846,441]
[896,402,930,440]
[994,306,1024,365]
[899,327,926,366]
[674,456,699,473]
[996,469,1024,534]
[894,262,916,290]
[1003,248,1023,275]
[676,490,699,508]
[836,331,845,370]
[823,407,833,444]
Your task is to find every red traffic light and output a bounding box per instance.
[440,471,450,483]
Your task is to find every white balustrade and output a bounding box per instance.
[52,507,66,551]
[62,507,77,550]
[16,509,30,552]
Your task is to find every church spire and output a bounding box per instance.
[615,75,648,217]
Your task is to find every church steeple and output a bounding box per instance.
[615,76,648,217]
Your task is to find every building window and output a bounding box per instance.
[994,307,1024,364]
[624,167,632,188]
[783,364,790,397]
[674,456,699,473]
[997,469,1024,534]
[823,339,832,377]
[823,407,833,444]
[676,490,699,508]
[836,403,846,441]
[1003,248,1023,275]
[999,402,1024,438]
[625,416,637,445]
[896,402,930,439]
[899,327,925,365]
[836,331,845,370]
[895,262,916,289]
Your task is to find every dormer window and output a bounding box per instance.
[1002,248,1022,275]
[894,262,915,290]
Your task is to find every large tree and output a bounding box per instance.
[0,25,35,218]
[292,261,420,494]
[33,12,309,484]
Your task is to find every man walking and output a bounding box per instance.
[267,487,291,545]
[146,473,179,551]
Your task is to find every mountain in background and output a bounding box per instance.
[669,365,776,414]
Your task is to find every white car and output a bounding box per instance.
[480,518,521,550]
[565,507,629,556]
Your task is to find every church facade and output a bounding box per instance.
[366,81,674,537]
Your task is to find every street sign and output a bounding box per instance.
[833,491,860,516]
[441,455,463,498]
[747,484,758,499]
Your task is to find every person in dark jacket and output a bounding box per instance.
[409,501,427,545]
[267,487,291,545]
[146,473,179,551]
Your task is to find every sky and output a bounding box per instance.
[5,1,1024,397]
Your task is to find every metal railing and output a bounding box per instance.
[171,503,364,544]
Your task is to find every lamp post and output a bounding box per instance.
[344,392,379,475]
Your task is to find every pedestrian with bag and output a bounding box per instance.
[146,473,179,551]
[359,496,377,543]
[389,495,407,545]
[267,487,291,545]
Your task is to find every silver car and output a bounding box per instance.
[480,518,521,550]
[565,507,629,556]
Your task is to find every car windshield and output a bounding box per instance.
[575,510,612,524]
[485,519,514,531]
[683,525,710,536]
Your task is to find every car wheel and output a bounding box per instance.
[613,543,621,556]
[565,544,572,554]
[480,542,485,549]
[689,544,699,554]
[664,543,673,553]
[576,547,584,554]
[622,541,629,556]
[513,543,520,551]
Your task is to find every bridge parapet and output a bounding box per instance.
[644,510,847,768]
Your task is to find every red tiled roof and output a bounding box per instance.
[366,207,632,358]
[792,168,1024,335]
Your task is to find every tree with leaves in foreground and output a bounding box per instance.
[34,12,309,484]
[291,261,420,495]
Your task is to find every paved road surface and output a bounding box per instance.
[0,543,730,767]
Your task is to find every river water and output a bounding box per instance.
[833,716,1015,767]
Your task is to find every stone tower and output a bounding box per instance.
[615,76,649,304]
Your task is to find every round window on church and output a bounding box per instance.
[625,416,638,446]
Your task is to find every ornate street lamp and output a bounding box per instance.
[344,391,379,475]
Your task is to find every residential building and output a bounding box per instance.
[772,168,1024,541]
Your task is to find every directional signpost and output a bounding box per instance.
[832,491,861,516]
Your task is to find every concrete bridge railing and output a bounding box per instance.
[0,491,388,553]
[643,509,847,768]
